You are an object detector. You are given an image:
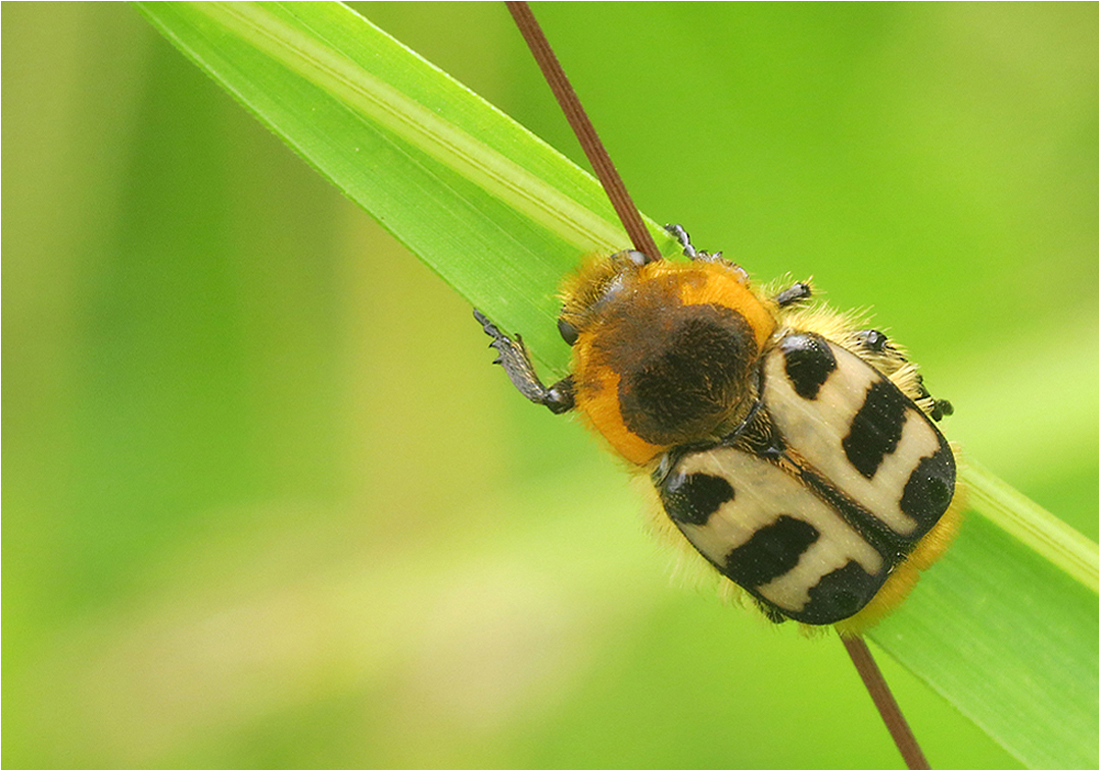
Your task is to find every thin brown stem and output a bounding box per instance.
[505,1,660,262]
[841,634,931,770]
[508,5,927,766]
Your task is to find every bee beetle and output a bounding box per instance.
[475,225,961,632]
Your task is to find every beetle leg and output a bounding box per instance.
[664,223,699,259]
[850,329,954,422]
[665,223,723,262]
[664,224,749,284]
[474,309,575,414]
[773,282,812,308]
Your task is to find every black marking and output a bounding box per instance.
[787,456,911,559]
[780,333,837,400]
[899,441,956,533]
[722,515,819,588]
[661,472,734,526]
[798,560,881,625]
[651,339,958,624]
[843,379,909,479]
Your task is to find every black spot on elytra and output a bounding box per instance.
[899,441,956,533]
[780,333,837,400]
[661,472,734,526]
[722,515,818,588]
[843,379,909,479]
[797,560,880,624]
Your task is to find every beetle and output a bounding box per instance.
[475,224,960,631]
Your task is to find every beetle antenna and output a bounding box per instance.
[505,1,660,263]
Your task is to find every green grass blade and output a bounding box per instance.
[871,462,1098,769]
[966,459,1097,590]
[136,3,1099,767]
[135,1,677,372]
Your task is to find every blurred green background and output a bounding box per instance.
[3,3,1095,767]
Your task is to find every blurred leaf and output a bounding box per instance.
[137,0,677,373]
[136,2,1098,767]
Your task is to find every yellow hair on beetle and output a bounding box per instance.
[476,227,960,630]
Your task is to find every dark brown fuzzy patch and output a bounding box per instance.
[582,271,759,446]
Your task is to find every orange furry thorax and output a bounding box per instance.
[559,256,777,465]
